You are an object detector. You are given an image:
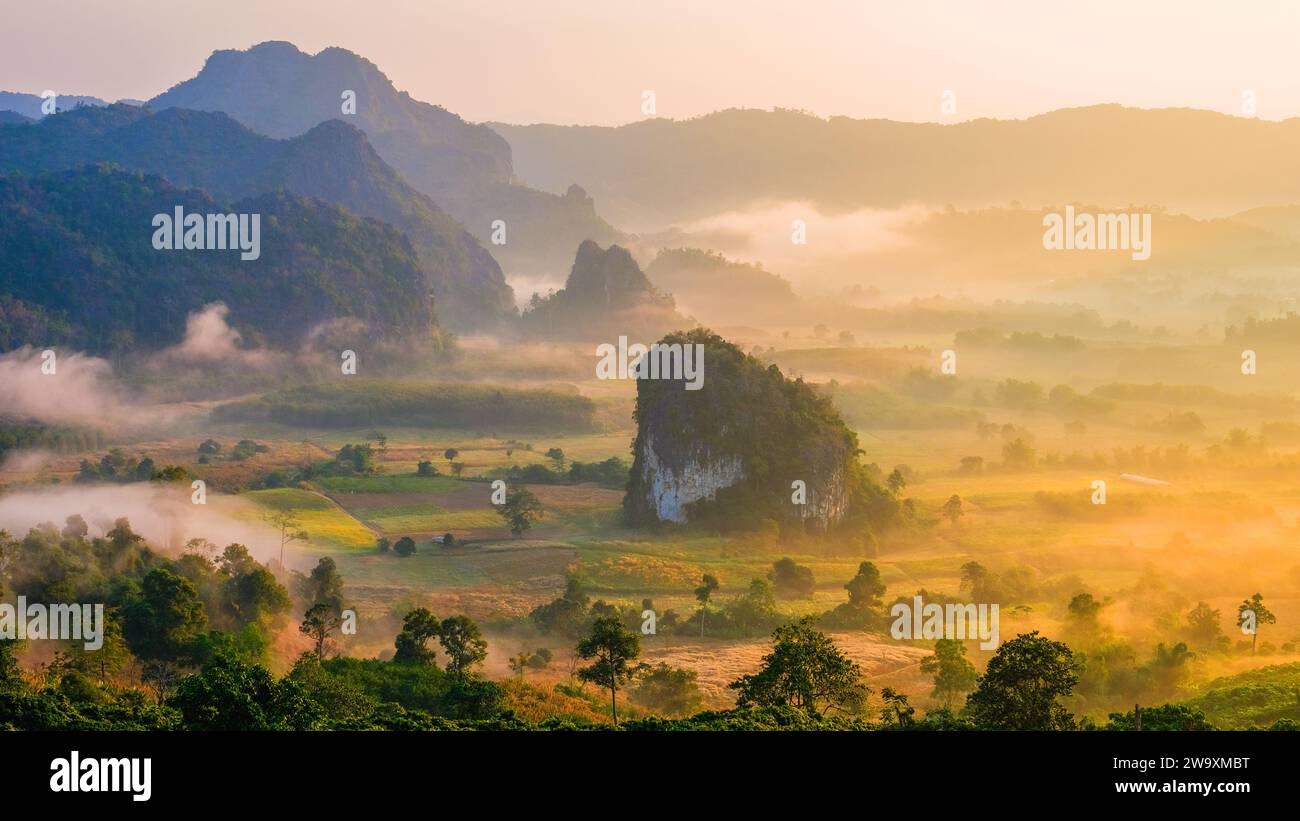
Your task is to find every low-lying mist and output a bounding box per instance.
[0,482,299,569]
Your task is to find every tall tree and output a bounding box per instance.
[300,603,342,661]
[1237,593,1276,655]
[393,608,440,665]
[695,573,719,637]
[919,638,978,709]
[265,509,308,573]
[576,615,641,725]
[301,557,345,613]
[438,615,488,678]
[844,561,886,609]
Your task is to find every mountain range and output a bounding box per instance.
[0,165,435,353]
[494,105,1300,227]
[0,91,110,119]
[0,103,514,327]
[148,41,622,275]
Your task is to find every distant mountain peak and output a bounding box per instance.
[148,40,622,275]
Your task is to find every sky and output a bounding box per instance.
[3,0,1300,126]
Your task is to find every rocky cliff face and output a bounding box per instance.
[624,329,861,532]
[638,432,745,523]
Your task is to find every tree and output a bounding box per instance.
[498,484,543,536]
[1001,438,1037,469]
[769,557,815,598]
[1065,591,1108,646]
[886,469,906,494]
[729,618,870,717]
[169,653,313,730]
[61,514,89,540]
[450,461,466,477]
[545,447,565,470]
[1185,601,1225,651]
[264,509,308,573]
[416,460,437,477]
[393,608,439,666]
[878,687,915,728]
[223,565,291,628]
[123,568,208,664]
[942,494,963,525]
[1147,641,1195,696]
[334,443,378,475]
[959,561,995,602]
[507,651,534,679]
[965,631,1079,730]
[301,557,345,613]
[393,536,416,556]
[107,517,144,551]
[439,615,488,678]
[1106,703,1214,731]
[68,608,132,682]
[919,638,978,709]
[695,573,719,637]
[443,448,459,463]
[844,561,886,609]
[300,603,342,661]
[630,663,703,717]
[576,615,641,725]
[530,575,589,636]
[1237,592,1276,655]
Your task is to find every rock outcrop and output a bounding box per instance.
[520,241,686,340]
[623,329,868,532]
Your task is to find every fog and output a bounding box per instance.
[0,482,299,569]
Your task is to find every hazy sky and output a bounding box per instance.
[4,0,1300,126]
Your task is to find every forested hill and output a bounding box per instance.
[148,40,623,276]
[0,104,515,328]
[0,165,436,353]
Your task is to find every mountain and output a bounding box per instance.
[0,104,514,327]
[644,248,800,324]
[623,329,890,534]
[494,105,1300,227]
[149,41,623,276]
[0,91,108,119]
[0,111,32,126]
[0,165,435,353]
[520,240,686,339]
